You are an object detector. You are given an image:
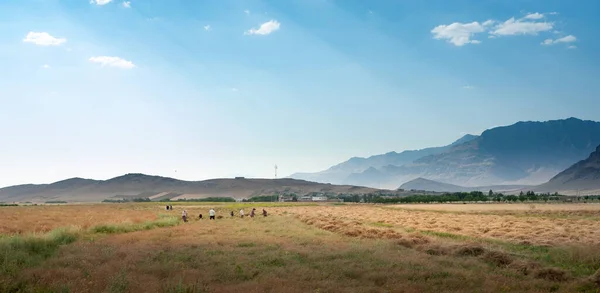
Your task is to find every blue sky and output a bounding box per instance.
[1,0,599,186]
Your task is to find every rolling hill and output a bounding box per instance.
[0,173,381,203]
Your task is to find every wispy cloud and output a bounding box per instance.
[42,64,51,69]
[244,10,250,15]
[231,87,239,92]
[432,12,573,47]
[23,32,66,46]
[122,1,131,8]
[245,20,280,36]
[541,35,576,46]
[90,0,112,5]
[568,45,577,49]
[524,12,544,20]
[490,17,553,36]
[431,21,492,46]
[204,25,211,31]
[462,85,475,90]
[89,56,135,69]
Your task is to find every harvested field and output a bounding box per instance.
[281,205,600,246]
[393,203,600,212]
[0,204,161,234]
[1,203,600,292]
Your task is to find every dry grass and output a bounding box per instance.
[2,203,600,292]
[392,203,600,213]
[0,204,162,234]
[282,205,600,246]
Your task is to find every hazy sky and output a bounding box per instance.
[1,0,599,186]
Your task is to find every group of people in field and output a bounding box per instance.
[176,206,268,223]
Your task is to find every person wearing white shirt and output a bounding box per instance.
[182,210,188,222]
[209,208,216,220]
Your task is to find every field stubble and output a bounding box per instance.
[0,203,599,292]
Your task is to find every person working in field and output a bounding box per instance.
[240,209,245,218]
[182,210,188,222]
[262,209,267,217]
[230,211,234,217]
[199,213,203,219]
[209,208,216,220]
[250,208,256,218]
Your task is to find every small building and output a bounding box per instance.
[311,196,329,202]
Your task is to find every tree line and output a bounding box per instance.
[337,191,600,204]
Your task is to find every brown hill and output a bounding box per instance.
[0,173,382,203]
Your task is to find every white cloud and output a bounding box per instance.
[231,87,239,92]
[568,45,577,49]
[431,21,489,46]
[462,85,475,90]
[245,20,280,35]
[204,25,211,31]
[42,64,51,69]
[122,1,131,8]
[482,20,495,26]
[541,39,553,45]
[541,35,577,45]
[23,32,66,46]
[244,10,250,15]
[525,12,544,20]
[90,0,112,5]
[89,56,135,69]
[555,35,577,43]
[490,17,553,36]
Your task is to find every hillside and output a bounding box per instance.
[0,174,381,203]
[293,118,600,189]
[536,145,600,194]
[402,118,600,187]
[400,178,531,193]
[290,134,478,186]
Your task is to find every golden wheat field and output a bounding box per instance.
[1,202,600,293]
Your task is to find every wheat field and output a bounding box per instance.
[1,202,600,292]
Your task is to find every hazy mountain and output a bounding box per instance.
[400,178,467,192]
[292,118,600,189]
[396,118,600,187]
[400,178,531,193]
[0,173,381,203]
[536,144,600,194]
[290,134,478,186]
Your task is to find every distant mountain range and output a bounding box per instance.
[290,118,600,189]
[0,174,379,203]
[398,143,600,195]
[399,178,531,193]
[291,134,479,187]
[536,144,600,195]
